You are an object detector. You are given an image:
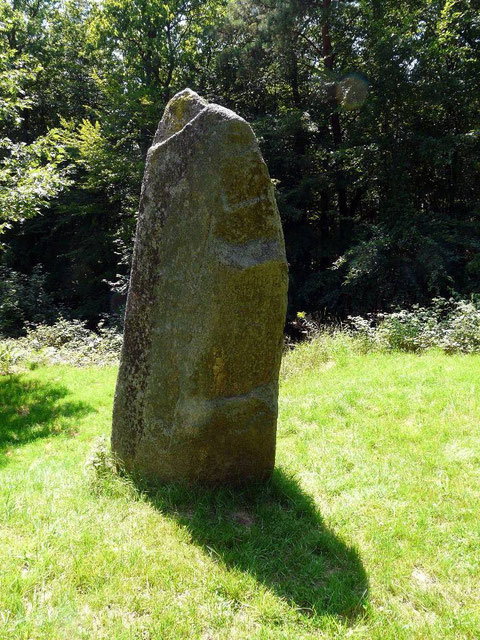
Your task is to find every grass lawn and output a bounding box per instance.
[0,346,479,639]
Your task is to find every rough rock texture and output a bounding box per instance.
[111,89,288,484]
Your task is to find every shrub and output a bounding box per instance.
[348,298,480,354]
[0,340,19,375]
[0,317,122,371]
[0,264,56,337]
[439,300,480,353]
[25,317,92,349]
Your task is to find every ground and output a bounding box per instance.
[0,346,479,639]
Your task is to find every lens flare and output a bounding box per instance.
[336,74,369,110]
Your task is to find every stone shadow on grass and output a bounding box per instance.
[140,469,369,620]
[0,374,93,466]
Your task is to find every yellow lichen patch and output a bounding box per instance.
[169,94,194,131]
[214,195,278,244]
[220,152,272,208]
[198,259,287,399]
[161,90,207,138]
[223,119,255,146]
[212,348,227,395]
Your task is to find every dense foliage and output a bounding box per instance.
[0,0,479,334]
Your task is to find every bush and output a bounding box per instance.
[0,264,57,337]
[0,340,20,375]
[25,317,92,349]
[439,300,480,353]
[0,317,122,372]
[348,298,480,354]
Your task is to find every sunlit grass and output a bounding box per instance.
[1,339,479,638]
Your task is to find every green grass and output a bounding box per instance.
[1,342,479,639]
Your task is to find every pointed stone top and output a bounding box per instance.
[153,88,208,145]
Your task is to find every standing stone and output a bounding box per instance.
[111,89,288,484]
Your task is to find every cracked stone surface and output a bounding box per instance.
[111,89,288,484]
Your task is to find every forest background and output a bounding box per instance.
[1,0,479,335]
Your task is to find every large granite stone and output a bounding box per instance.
[111,89,288,484]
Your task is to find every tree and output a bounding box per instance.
[0,0,73,230]
[215,0,480,316]
[1,0,479,331]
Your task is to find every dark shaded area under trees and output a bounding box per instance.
[1,0,479,335]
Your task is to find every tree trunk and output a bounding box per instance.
[322,0,349,240]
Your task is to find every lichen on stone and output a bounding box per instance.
[112,89,288,485]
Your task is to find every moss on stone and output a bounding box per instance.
[112,89,288,485]
[195,259,287,399]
